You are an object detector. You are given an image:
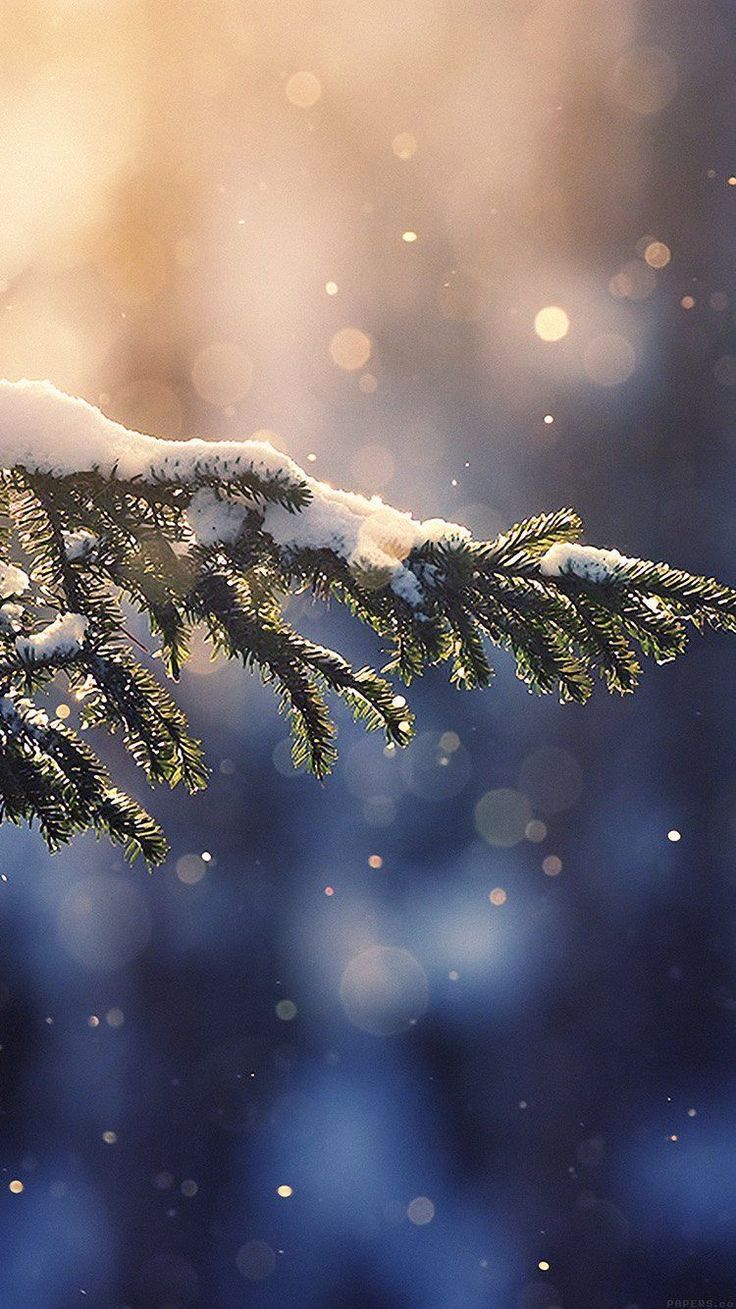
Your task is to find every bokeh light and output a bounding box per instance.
[609,259,657,301]
[236,1241,276,1281]
[474,788,532,847]
[406,1195,435,1225]
[534,306,570,342]
[339,946,429,1036]
[391,133,418,160]
[285,71,322,108]
[175,854,208,885]
[525,819,547,844]
[643,240,671,269]
[329,328,372,371]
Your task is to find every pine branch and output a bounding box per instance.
[0,379,733,863]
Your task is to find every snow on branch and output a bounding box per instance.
[539,542,627,585]
[0,378,305,486]
[15,612,88,663]
[0,562,29,598]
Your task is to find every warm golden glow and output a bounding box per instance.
[0,3,685,440]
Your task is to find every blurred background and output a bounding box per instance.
[1,1,736,1305]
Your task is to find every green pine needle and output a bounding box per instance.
[0,453,734,865]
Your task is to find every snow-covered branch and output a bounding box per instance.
[0,378,734,864]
